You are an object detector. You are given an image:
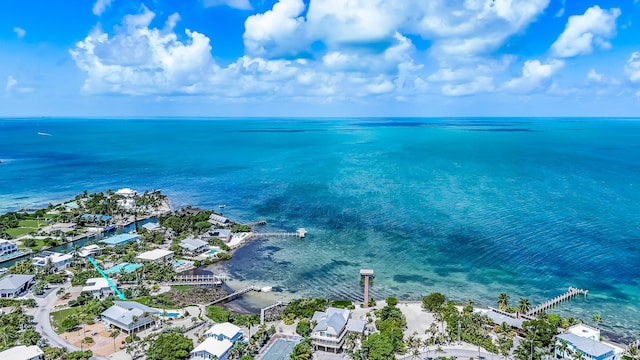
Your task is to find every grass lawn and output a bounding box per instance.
[43,214,57,219]
[6,227,35,238]
[50,308,78,333]
[130,297,151,306]
[18,220,45,228]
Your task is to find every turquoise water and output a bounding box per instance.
[163,312,180,317]
[1,118,639,339]
[173,260,185,267]
[103,263,143,274]
[207,249,218,255]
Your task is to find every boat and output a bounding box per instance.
[37,132,52,136]
[104,225,117,232]
[219,204,226,209]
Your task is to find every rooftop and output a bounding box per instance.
[102,301,160,326]
[567,323,600,340]
[191,338,234,358]
[180,237,208,251]
[135,249,174,261]
[142,222,162,231]
[557,333,615,357]
[205,322,242,339]
[312,307,350,336]
[103,263,143,274]
[82,213,112,221]
[101,233,140,246]
[0,274,34,290]
[0,345,44,359]
[82,277,115,292]
[485,308,525,329]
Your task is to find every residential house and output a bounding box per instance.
[82,277,116,298]
[135,249,174,263]
[191,322,243,360]
[115,188,137,197]
[101,301,160,333]
[0,345,45,360]
[0,274,35,298]
[31,251,72,271]
[208,214,229,226]
[100,233,140,247]
[0,239,19,257]
[142,222,162,232]
[81,214,112,223]
[209,229,232,243]
[180,238,209,255]
[555,325,620,360]
[311,307,363,353]
[77,244,102,258]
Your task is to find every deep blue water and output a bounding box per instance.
[1,118,639,339]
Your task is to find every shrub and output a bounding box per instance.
[386,297,399,307]
[422,292,446,312]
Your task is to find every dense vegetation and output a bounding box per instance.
[146,332,194,360]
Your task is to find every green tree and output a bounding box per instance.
[23,238,36,247]
[110,330,121,352]
[147,333,194,360]
[295,318,312,337]
[290,338,312,360]
[518,298,530,314]
[498,293,510,311]
[386,297,399,307]
[8,259,34,274]
[19,328,41,346]
[361,332,395,360]
[0,325,18,349]
[422,292,446,312]
[592,313,603,328]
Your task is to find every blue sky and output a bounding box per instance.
[1,0,640,117]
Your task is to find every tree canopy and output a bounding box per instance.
[147,333,194,360]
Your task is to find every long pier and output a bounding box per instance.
[208,286,261,305]
[165,274,227,286]
[526,287,588,316]
[250,228,307,239]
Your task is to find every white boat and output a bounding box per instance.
[37,132,52,136]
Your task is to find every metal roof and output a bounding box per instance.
[557,333,615,357]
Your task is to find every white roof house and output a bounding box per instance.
[115,188,137,197]
[311,307,351,353]
[31,251,72,270]
[0,239,18,257]
[205,322,243,341]
[142,222,162,231]
[0,274,35,298]
[208,214,229,225]
[0,345,44,360]
[567,324,600,341]
[180,238,209,253]
[77,244,102,258]
[135,249,174,263]
[101,301,160,333]
[191,338,233,360]
[82,277,115,298]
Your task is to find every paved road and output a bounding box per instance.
[32,286,109,360]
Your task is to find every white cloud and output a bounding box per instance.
[243,0,306,56]
[587,69,605,83]
[502,59,564,93]
[204,0,252,10]
[92,0,113,16]
[625,52,640,83]
[442,76,494,96]
[5,76,34,94]
[551,6,620,58]
[13,27,26,39]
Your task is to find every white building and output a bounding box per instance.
[115,188,137,197]
[0,239,18,257]
[204,322,243,342]
[192,322,242,360]
[142,222,162,232]
[0,274,35,298]
[180,238,209,255]
[0,345,44,360]
[101,301,160,333]
[555,324,619,360]
[135,249,174,263]
[82,277,116,298]
[31,251,72,271]
[311,307,364,353]
[209,229,232,242]
[77,244,102,258]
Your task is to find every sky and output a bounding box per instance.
[1,0,640,117]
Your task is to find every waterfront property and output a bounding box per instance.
[135,249,174,263]
[311,307,363,353]
[0,345,45,359]
[103,263,143,274]
[77,244,102,258]
[142,222,162,232]
[81,214,112,223]
[208,214,229,226]
[82,277,116,298]
[39,222,77,234]
[484,307,525,330]
[31,251,72,271]
[101,301,160,333]
[191,322,243,360]
[0,239,19,257]
[0,274,35,298]
[116,188,137,197]
[209,229,232,242]
[179,237,209,255]
[555,324,620,360]
[100,233,140,247]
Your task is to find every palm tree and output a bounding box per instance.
[110,330,121,352]
[518,297,530,314]
[498,293,510,311]
[573,350,585,360]
[592,313,603,328]
[556,339,570,359]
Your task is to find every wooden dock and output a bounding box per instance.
[250,228,307,239]
[208,286,261,305]
[165,274,227,286]
[526,286,588,316]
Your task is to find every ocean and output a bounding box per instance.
[1,118,639,340]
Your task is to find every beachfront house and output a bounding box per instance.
[311,307,363,353]
[208,214,229,226]
[0,274,35,298]
[100,233,140,247]
[555,324,621,360]
[204,322,243,342]
[191,323,242,360]
[180,238,209,255]
[77,244,102,258]
[101,301,160,333]
[0,239,19,257]
[142,222,162,232]
[82,277,116,298]
[116,188,137,197]
[0,345,45,360]
[135,249,174,263]
[209,229,232,243]
[485,307,525,331]
[31,251,72,271]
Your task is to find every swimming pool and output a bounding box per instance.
[173,260,185,267]
[103,263,143,274]
[163,312,180,317]
[207,249,218,255]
